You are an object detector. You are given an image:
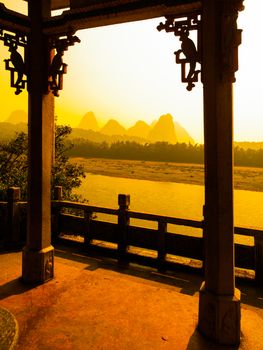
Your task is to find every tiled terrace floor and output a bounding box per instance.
[0,244,263,350]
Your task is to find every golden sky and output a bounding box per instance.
[0,0,262,143]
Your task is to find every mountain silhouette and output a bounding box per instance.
[127,120,151,138]
[0,110,195,144]
[5,110,27,124]
[148,114,177,143]
[0,122,27,140]
[77,112,194,143]
[174,120,194,144]
[70,128,146,144]
[78,111,99,131]
[100,119,127,135]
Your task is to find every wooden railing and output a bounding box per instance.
[0,187,27,246]
[51,187,263,284]
[1,186,263,284]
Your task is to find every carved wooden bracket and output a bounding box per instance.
[157,14,201,91]
[0,29,27,95]
[221,0,244,83]
[49,32,80,96]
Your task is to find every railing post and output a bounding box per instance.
[84,209,93,246]
[54,186,62,201]
[52,186,62,241]
[6,187,21,247]
[255,233,263,285]
[157,220,167,271]
[118,194,130,263]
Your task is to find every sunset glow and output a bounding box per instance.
[0,0,262,143]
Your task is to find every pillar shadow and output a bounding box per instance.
[0,278,36,300]
[236,279,263,309]
[55,243,203,296]
[186,329,239,350]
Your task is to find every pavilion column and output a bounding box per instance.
[22,1,55,283]
[198,0,243,345]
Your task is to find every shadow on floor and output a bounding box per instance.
[55,243,203,296]
[1,244,262,311]
[186,329,239,350]
[0,277,37,300]
[54,243,263,309]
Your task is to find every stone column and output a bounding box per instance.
[198,0,244,345]
[22,0,55,283]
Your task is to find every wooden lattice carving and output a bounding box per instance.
[157,14,201,91]
[49,32,80,96]
[0,29,27,95]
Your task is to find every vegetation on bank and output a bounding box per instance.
[68,140,263,168]
[0,126,85,200]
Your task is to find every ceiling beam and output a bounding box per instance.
[43,0,201,35]
[23,0,70,11]
[52,0,70,9]
[0,3,30,33]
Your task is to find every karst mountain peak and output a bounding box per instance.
[77,112,194,144]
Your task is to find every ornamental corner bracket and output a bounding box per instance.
[0,29,27,95]
[157,14,201,91]
[48,32,80,97]
[221,0,244,83]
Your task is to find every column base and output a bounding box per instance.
[22,245,54,284]
[198,282,241,345]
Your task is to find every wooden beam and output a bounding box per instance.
[23,0,70,11]
[43,0,201,35]
[52,0,70,9]
[0,4,30,33]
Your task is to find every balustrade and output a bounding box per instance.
[1,186,260,284]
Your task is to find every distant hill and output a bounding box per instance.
[5,110,27,124]
[0,110,28,140]
[78,111,99,131]
[0,122,27,140]
[234,141,263,150]
[70,128,146,144]
[127,120,150,139]
[174,120,195,144]
[100,119,127,136]
[148,114,177,143]
[74,112,195,144]
[3,110,263,150]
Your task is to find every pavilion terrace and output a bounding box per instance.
[0,0,263,348]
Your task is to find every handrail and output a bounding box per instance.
[53,200,118,215]
[52,200,263,236]
[53,200,203,228]
[234,226,263,238]
[128,210,203,228]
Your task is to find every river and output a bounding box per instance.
[74,174,263,234]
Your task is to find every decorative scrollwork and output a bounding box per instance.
[0,29,27,95]
[49,32,80,96]
[157,14,201,91]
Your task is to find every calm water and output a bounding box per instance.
[74,174,263,232]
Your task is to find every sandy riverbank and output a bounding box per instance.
[70,157,263,192]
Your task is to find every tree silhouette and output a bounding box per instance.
[0,125,85,200]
